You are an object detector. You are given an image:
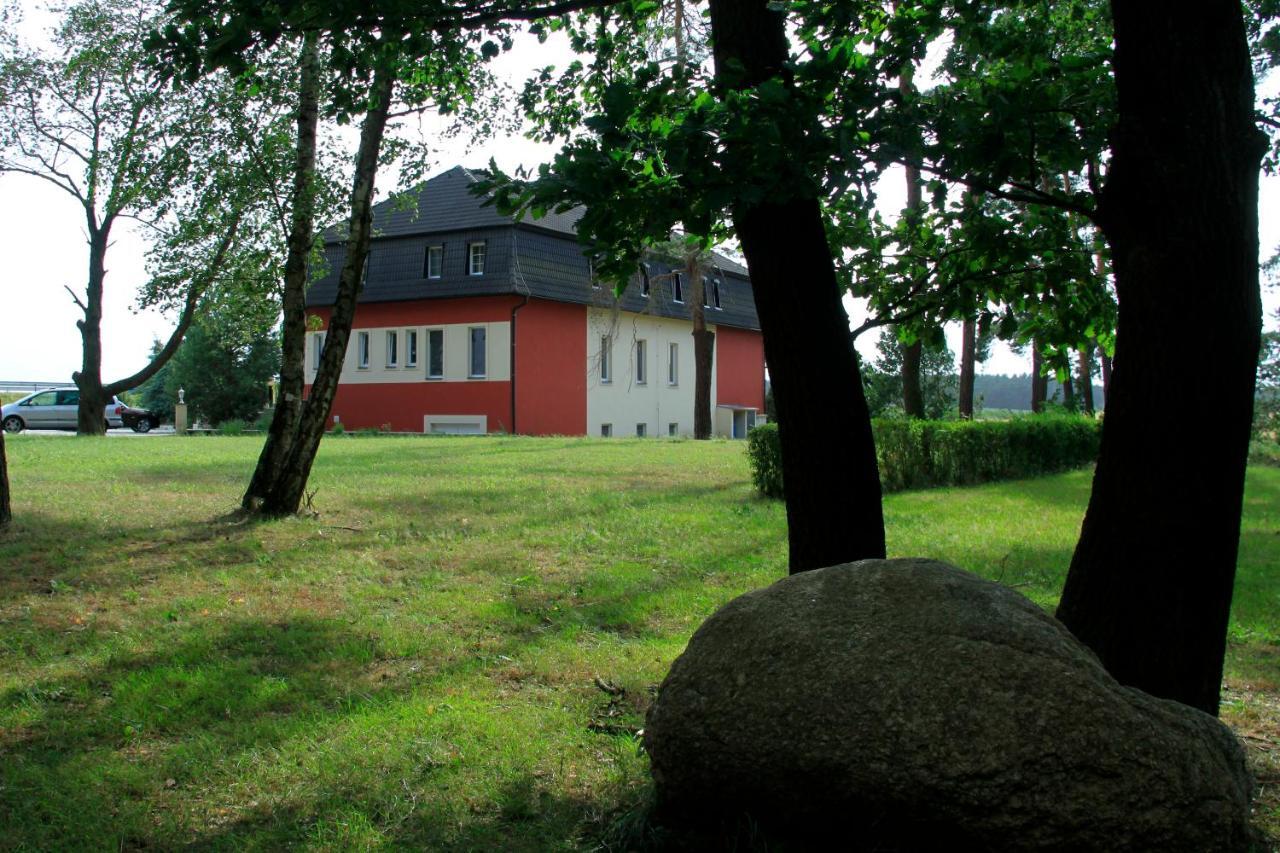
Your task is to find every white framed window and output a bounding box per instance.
[636,423,647,437]
[600,335,612,383]
[635,339,647,384]
[406,330,418,367]
[672,272,683,303]
[357,331,370,368]
[668,422,678,436]
[469,326,487,377]
[469,242,487,276]
[386,330,399,368]
[640,263,651,296]
[312,332,325,370]
[712,278,722,309]
[427,329,444,379]
[668,342,678,385]
[590,257,599,289]
[702,278,711,308]
[601,423,612,437]
[425,245,443,279]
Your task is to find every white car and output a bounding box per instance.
[2,388,125,433]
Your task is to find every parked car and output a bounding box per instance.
[119,404,162,433]
[1,388,125,433]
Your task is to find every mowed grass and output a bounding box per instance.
[0,435,1276,849]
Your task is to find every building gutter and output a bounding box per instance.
[510,294,530,434]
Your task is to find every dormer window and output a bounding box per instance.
[425,245,443,279]
[712,278,722,309]
[640,263,651,296]
[469,242,487,276]
[672,271,684,303]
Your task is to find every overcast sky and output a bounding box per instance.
[2,22,1278,386]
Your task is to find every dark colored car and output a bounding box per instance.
[119,405,162,433]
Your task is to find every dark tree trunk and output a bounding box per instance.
[710,0,885,572]
[0,428,10,529]
[261,66,396,516]
[901,340,924,418]
[1062,374,1076,412]
[689,262,715,440]
[1099,346,1113,404]
[74,223,111,435]
[1078,344,1095,416]
[245,34,321,509]
[1030,342,1047,413]
[1056,2,1264,716]
[958,317,976,419]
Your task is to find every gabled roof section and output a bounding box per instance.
[324,165,586,242]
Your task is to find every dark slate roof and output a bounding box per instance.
[309,166,759,331]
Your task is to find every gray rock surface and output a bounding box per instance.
[644,558,1254,851]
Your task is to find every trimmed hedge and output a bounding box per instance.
[747,416,1102,498]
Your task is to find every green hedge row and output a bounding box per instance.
[747,416,1102,498]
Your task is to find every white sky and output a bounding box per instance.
[1,23,1278,384]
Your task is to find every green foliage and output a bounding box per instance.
[218,419,248,436]
[748,416,1101,498]
[1255,310,1280,440]
[746,422,783,498]
[865,328,957,420]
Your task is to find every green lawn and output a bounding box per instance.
[1,435,1276,849]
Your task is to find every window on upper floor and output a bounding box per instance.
[636,339,647,384]
[640,263,651,296]
[425,245,443,279]
[357,331,370,368]
[469,241,487,276]
[312,332,325,370]
[427,329,444,379]
[600,335,612,383]
[668,342,678,385]
[469,326,487,377]
[406,330,418,367]
[712,278,722,309]
[386,330,399,368]
[672,272,683,303]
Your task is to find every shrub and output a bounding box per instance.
[746,416,1102,498]
[746,423,784,498]
[330,421,345,435]
[218,419,247,436]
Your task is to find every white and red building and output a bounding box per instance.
[304,166,765,436]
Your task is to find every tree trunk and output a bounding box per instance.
[709,0,885,572]
[261,66,396,516]
[0,427,10,529]
[1056,2,1264,716]
[244,34,321,509]
[1099,346,1113,404]
[1078,344,1095,416]
[1030,342,1047,413]
[958,317,976,419]
[898,59,926,420]
[688,260,715,439]
[74,223,111,435]
[1062,374,1076,412]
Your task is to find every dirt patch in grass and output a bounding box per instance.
[1224,682,1280,845]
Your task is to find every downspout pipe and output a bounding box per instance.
[510,294,530,434]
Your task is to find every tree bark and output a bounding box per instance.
[958,317,976,419]
[1030,342,1047,413]
[688,262,715,440]
[0,427,10,529]
[1062,373,1075,412]
[261,65,396,516]
[1099,345,1112,404]
[74,222,112,435]
[1077,344,1095,416]
[244,33,321,509]
[897,59,926,420]
[1056,2,1264,716]
[709,0,885,572]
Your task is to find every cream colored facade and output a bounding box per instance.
[585,307,718,438]
[306,321,511,384]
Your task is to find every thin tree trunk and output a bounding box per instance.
[958,317,976,419]
[1078,344,1095,416]
[1030,342,1047,413]
[0,428,10,529]
[1056,1,1264,715]
[898,62,925,420]
[688,260,715,439]
[1099,345,1113,404]
[1062,373,1076,412]
[710,0,885,572]
[74,223,111,435]
[245,33,321,509]
[261,65,396,516]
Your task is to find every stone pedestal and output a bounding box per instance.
[174,403,188,434]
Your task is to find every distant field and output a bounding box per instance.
[0,435,1275,848]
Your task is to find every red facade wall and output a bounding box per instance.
[715,325,766,410]
[306,294,520,329]
[513,299,587,435]
[324,381,512,433]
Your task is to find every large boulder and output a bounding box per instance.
[644,559,1254,851]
